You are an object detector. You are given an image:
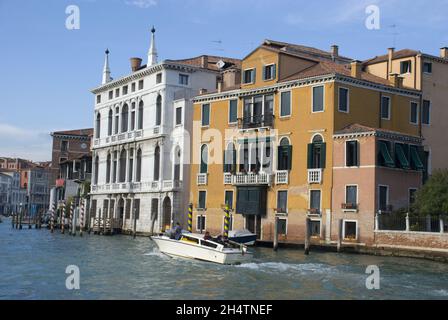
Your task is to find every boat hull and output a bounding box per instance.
[151,236,252,265]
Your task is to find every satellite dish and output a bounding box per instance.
[216,60,226,69]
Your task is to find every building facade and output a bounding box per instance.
[90,28,240,234]
[364,47,448,175]
[190,40,425,246]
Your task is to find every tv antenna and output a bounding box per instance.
[388,24,399,48]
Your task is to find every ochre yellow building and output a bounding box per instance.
[189,40,424,245]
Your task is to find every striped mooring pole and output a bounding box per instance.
[69,202,74,235]
[187,203,193,233]
[61,202,66,234]
[223,204,230,239]
[79,199,84,237]
[50,201,55,233]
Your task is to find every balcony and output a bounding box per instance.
[238,114,274,130]
[223,173,232,185]
[275,171,289,185]
[308,169,322,184]
[197,173,208,186]
[92,129,161,148]
[232,172,272,186]
[91,180,182,194]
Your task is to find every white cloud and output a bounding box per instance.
[125,0,157,9]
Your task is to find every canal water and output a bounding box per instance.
[1,218,447,300]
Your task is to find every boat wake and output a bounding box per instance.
[235,262,336,275]
[144,248,167,258]
[433,289,448,297]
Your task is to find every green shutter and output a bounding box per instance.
[277,146,284,170]
[379,141,395,168]
[273,64,277,79]
[320,143,326,169]
[353,141,359,166]
[286,145,292,170]
[307,144,314,169]
[395,144,410,169]
[410,146,424,170]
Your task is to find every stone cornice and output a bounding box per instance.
[333,130,423,144]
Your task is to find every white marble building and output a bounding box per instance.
[90,28,238,234]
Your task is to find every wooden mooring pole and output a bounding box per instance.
[337,219,343,253]
[304,217,311,255]
[133,207,137,239]
[273,216,279,251]
[79,199,84,237]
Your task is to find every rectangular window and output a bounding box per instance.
[312,86,324,112]
[346,185,358,206]
[175,107,182,125]
[61,141,69,152]
[138,80,144,90]
[381,96,391,120]
[123,85,128,95]
[410,102,419,124]
[96,95,101,104]
[115,88,120,98]
[400,60,412,74]
[198,191,206,209]
[346,140,359,167]
[201,104,210,127]
[409,188,417,207]
[224,190,234,210]
[423,62,432,74]
[179,74,189,85]
[131,83,136,92]
[344,221,357,240]
[243,69,255,84]
[196,215,206,232]
[229,99,238,124]
[310,190,321,214]
[263,64,276,81]
[378,185,389,212]
[277,191,288,214]
[133,199,140,220]
[125,199,131,219]
[422,100,431,125]
[338,87,349,113]
[280,91,291,117]
[108,91,113,100]
[156,73,162,84]
[277,218,287,235]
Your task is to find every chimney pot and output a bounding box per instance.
[331,45,339,60]
[350,60,362,78]
[199,88,208,95]
[389,73,402,87]
[388,48,395,74]
[440,47,448,59]
[201,56,209,69]
[130,57,142,72]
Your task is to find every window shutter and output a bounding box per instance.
[252,68,256,83]
[277,146,284,170]
[287,145,292,170]
[223,151,227,173]
[232,149,237,173]
[307,144,314,169]
[320,143,326,169]
[353,141,359,166]
[263,66,266,80]
[273,64,277,79]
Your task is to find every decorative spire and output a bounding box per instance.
[102,49,111,85]
[148,26,158,66]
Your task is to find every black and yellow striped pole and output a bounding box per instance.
[187,203,193,233]
[223,204,230,239]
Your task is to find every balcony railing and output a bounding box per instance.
[342,203,358,211]
[233,172,272,186]
[239,114,274,130]
[275,171,289,185]
[91,180,182,194]
[308,169,322,184]
[197,173,208,186]
[223,173,232,185]
[307,208,321,216]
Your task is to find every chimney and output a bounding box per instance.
[217,81,223,93]
[331,45,339,60]
[130,57,142,72]
[199,88,208,95]
[201,56,209,69]
[351,60,362,78]
[440,47,448,59]
[388,48,395,74]
[389,73,402,87]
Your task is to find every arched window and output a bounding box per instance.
[95,113,101,139]
[121,104,129,133]
[108,109,113,136]
[174,147,181,181]
[154,146,160,181]
[136,149,142,182]
[130,102,136,131]
[156,95,162,126]
[112,151,118,182]
[114,107,119,134]
[94,156,99,185]
[224,143,236,173]
[119,149,127,182]
[128,148,134,182]
[200,144,208,174]
[278,138,292,171]
[308,134,326,169]
[106,153,111,183]
[138,101,144,130]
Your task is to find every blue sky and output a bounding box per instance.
[0,0,447,161]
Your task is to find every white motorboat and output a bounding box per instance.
[151,233,253,265]
[228,229,257,246]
